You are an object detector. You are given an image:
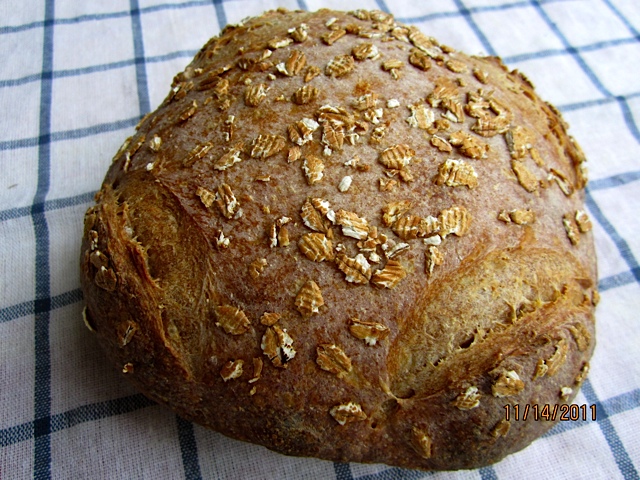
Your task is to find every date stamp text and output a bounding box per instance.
[504,404,596,422]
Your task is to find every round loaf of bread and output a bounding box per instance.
[80,8,597,470]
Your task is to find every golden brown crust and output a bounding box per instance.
[80,8,597,471]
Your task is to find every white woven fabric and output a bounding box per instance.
[1,1,639,479]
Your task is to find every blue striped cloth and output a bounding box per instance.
[1,1,639,479]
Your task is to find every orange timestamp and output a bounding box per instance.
[504,403,596,422]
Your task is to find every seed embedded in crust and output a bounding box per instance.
[338,176,352,192]
[431,135,452,153]
[249,357,263,383]
[196,186,215,208]
[119,320,138,347]
[500,209,536,225]
[408,49,432,71]
[304,65,321,82]
[575,362,590,386]
[473,68,489,84]
[122,363,134,374]
[445,59,468,73]
[322,122,345,152]
[351,93,378,111]
[148,134,162,152]
[213,144,244,171]
[390,215,419,241]
[449,131,488,159]
[505,126,532,159]
[300,198,333,233]
[560,386,573,401]
[268,37,293,49]
[288,24,308,43]
[89,250,109,270]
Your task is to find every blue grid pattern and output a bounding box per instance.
[1,0,639,478]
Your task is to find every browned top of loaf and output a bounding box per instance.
[81,8,597,470]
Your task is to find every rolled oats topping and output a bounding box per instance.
[352,43,379,60]
[213,144,244,171]
[298,233,335,262]
[261,325,296,368]
[330,402,367,425]
[453,386,481,410]
[371,260,406,289]
[303,155,325,185]
[244,83,269,107]
[382,200,412,228]
[379,144,415,170]
[492,370,525,397]
[251,134,286,159]
[410,427,433,459]
[335,253,372,284]
[220,360,244,381]
[335,209,369,240]
[295,280,325,317]
[215,184,240,220]
[316,344,352,377]
[215,305,251,335]
[512,160,539,193]
[325,54,355,77]
[349,318,390,346]
[425,245,444,277]
[435,159,478,189]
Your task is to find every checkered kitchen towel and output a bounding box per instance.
[1,0,639,479]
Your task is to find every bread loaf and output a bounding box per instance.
[80,8,597,470]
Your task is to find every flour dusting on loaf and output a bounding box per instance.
[80,8,597,470]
